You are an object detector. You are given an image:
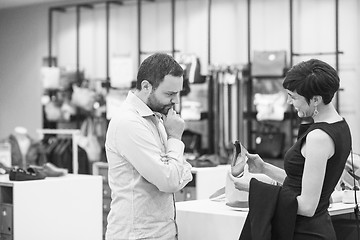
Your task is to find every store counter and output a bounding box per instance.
[0,174,102,240]
[175,165,230,201]
[176,199,246,240]
[176,199,355,240]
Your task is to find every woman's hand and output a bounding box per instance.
[245,152,265,174]
[229,171,251,192]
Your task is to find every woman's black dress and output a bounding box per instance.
[283,119,351,240]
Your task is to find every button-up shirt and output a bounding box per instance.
[105,91,193,240]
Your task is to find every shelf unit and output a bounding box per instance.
[47,0,124,92]
[243,0,296,154]
[243,0,343,152]
[136,0,215,153]
[44,1,123,175]
[45,0,123,127]
[48,0,123,72]
[36,128,81,174]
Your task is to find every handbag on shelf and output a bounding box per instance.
[44,100,62,121]
[60,69,83,90]
[251,50,287,77]
[71,85,96,112]
[255,123,285,159]
[254,91,288,121]
[41,67,61,89]
[77,117,102,162]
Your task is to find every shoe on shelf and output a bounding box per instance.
[28,163,68,177]
[0,162,11,174]
[43,162,68,177]
[9,167,46,181]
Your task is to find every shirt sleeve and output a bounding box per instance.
[114,117,193,193]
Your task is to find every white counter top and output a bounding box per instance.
[0,173,102,240]
[176,198,355,240]
[176,199,246,240]
[0,173,101,186]
[328,202,356,216]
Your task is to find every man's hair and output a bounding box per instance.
[282,59,340,104]
[136,53,184,90]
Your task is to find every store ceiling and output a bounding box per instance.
[0,0,79,9]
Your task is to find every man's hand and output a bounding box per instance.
[162,108,185,140]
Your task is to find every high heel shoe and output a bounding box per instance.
[231,140,247,177]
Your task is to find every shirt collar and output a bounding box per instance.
[126,90,158,118]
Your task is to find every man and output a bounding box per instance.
[105,53,193,240]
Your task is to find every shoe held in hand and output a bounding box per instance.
[231,141,247,177]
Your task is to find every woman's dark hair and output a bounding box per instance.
[136,53,184,90]
[282,59,340,104]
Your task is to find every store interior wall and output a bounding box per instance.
[0,4,47,140]
[0,0,360,152]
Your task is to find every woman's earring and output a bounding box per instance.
[312,105,319,118]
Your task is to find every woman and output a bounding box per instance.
[232,59,352,239]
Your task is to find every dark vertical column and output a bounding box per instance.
[236,70,241,142]
[207,0,211,65]
[48,8,53,67]
[106,2,110,91]
[171,0,175,57]
[207,0,213,153]
[247,0,251,64]
[106,2,110,79]
[335,0,340,111]
[207,75,214,153]
[335,0,339,72]
[137,0,141,66]
[76,5,80,81]
[246,0,253,149]
[289,0,294,143]
[289,0,293,67]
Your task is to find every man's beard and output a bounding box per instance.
[147,94,173,115]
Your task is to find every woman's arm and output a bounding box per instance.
[261,161,287,184]
[297,129,334,217]
[246,152,287,184]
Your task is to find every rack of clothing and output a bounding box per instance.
[37,129,81,174]
[209,65,245,159]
